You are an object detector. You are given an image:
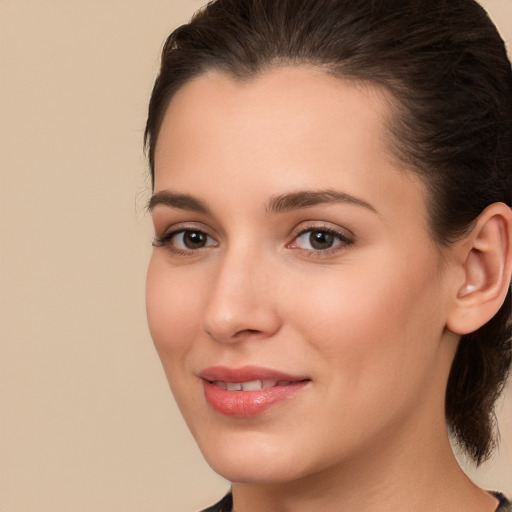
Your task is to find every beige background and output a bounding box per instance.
[0,1,511,511]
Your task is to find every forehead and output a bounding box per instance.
[155,65,398,172]
[157,66,392,145]
[153,66,427,230]
[160,68,395,164]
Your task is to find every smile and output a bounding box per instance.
[199,366,310,417]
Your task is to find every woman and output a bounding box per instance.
[144,0,512,510]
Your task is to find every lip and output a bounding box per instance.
[199,365,310,417]
[199,365,308,383]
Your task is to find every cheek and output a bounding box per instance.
[286,248,445,391]
[145,256,201,362]
[282,256,447,457]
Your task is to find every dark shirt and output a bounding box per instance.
[201,492,232,512]
[493,492,512,512]
[201,491,512,511]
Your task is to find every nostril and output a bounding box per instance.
[233,328,265,338]
[205,325,277,344]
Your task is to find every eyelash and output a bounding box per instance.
[152,224,354,257]
[152,227,218,256]
[288,225,354,256]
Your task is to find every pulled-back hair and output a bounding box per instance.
[144,0,512,464]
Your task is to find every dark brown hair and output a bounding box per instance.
[145,0,512,464]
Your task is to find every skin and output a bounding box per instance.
[146,67,501,511]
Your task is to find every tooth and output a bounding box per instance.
[262,379,278,388]
[214,381,227,389]
[227,382,242,391]
[241,380,262,391]
[277,380,291,386]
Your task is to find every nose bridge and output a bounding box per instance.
[202,241,280,343]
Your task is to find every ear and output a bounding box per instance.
[447,202,512,335]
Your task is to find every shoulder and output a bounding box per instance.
[200,492,233,512]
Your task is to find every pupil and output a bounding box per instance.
[310,230,334,250]
[184,231,206,249]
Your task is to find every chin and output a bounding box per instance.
[196,429,310,484]
[207,456,307,485]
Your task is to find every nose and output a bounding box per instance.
[202,249,282,344]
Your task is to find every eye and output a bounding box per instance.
[153,229,218,252]
[289,226,353,253]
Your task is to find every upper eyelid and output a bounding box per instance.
[291,221,355,240]
[156,221,216,237]
[152,213,226,238]
[293,230,353,248]
[295,225,351,238]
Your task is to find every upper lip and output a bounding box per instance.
[199,365,309,383]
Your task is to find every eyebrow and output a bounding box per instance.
[147,191,210,214]
[147,188,377,215]
[266,190,377,214]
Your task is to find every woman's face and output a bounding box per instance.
[146,67,459,484]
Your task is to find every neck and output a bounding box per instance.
[231,421,498,512]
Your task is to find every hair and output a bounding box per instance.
[144,0,512,465]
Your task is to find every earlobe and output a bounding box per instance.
[447,203,512,335]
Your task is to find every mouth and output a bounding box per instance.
[199,366,311,417]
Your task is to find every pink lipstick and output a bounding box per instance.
[199,366,310,417]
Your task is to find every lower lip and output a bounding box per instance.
[202,380,309,417]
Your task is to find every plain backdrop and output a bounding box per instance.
[0,1,511,511]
